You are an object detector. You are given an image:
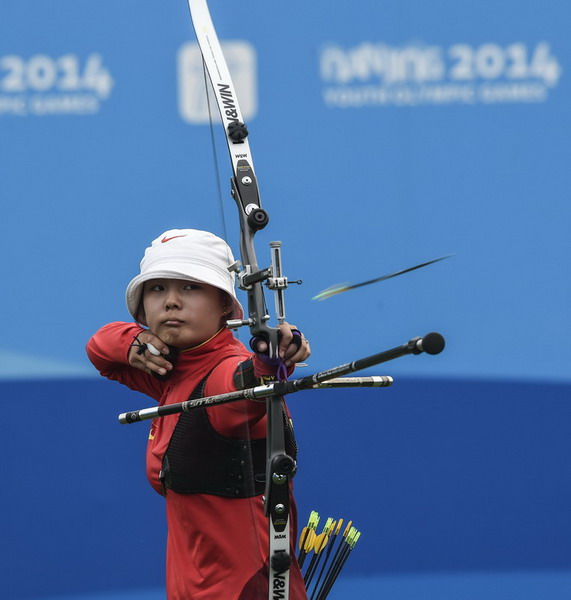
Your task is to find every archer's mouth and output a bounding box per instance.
[163,319,185,327]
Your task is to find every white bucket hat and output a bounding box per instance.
[125,229,244,325]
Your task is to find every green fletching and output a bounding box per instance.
[309,511,320,529]
[312,283,351,301]
[346,526,358,544]
[323,517,334,534]
[350,530,361,549]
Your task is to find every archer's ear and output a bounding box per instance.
[219,290,234,316]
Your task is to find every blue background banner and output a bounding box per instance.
[1,0,569,598]
[1,0,569,382]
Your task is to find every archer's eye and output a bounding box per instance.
[147,283,165,292]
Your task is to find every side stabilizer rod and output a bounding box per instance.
[118,332,444,424]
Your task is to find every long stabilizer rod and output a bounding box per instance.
[118,332,444,424]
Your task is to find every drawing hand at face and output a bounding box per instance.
[128,330,174,378]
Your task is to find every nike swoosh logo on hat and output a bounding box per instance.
[161,235,187,243]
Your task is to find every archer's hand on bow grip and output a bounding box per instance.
[250,323,310,367]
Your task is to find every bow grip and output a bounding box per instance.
[249,329,302,355]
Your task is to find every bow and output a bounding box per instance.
[185,0,297,596]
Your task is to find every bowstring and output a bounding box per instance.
[202,57,272,328]
[202,59,230,248]
[202,58,243,339]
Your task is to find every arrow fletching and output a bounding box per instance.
[312,254,454,301]
[312,283,352,301]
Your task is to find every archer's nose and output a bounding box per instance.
[165,290,182,310]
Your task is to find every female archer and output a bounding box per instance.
[87,228,310,599]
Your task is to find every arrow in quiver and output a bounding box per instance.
[298,511,361,600]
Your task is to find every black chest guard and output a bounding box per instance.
[161,374,297,498]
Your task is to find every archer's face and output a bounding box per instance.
[142,278,229,349]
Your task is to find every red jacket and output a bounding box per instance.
[87,323,308,600]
